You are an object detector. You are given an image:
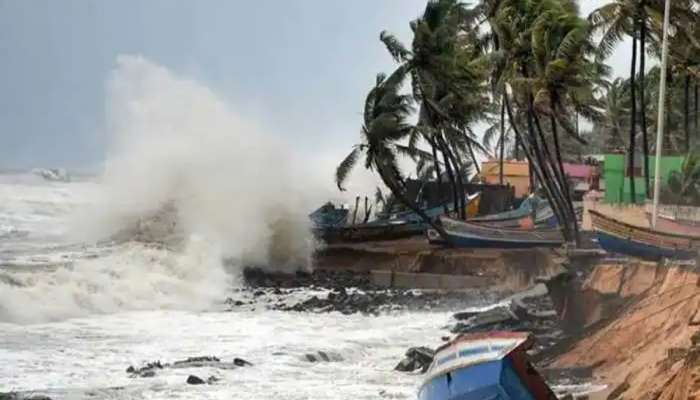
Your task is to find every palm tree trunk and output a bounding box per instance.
[499,95,506,185]
[695,83,698,140]
[639,10,650,198]
[465,139,480,174]
[628,34,638,203]
[550,100,580,245]
[529,101,573,242]
[685,73,691,152]
[442,140,467,219]
[352,196,360,225]
[505,93,571,242]
[436,134,460,217]
[429,138,448,213]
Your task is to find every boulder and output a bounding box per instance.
[186,375,206,385]
[395,346,435,373]
[233,358,253,367]
[304,351,343,362]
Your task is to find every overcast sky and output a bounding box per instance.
[0,0,628,169]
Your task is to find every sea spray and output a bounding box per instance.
[74,55,317,271]
[0,55,328,323]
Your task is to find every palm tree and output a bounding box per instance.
[589,0,660,200]
[598,78,631,151]
[379,0,490,219]
[335,69,447,237]
[528,0,603,242]
[661,147,700,206]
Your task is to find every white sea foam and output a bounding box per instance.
[0,55,330,323]
[73,55,317,271]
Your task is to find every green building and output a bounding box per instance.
[603,153,684,204]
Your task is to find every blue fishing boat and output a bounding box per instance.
[468,195,545,223]
[419,332,557,400]
[589,210,699,260]
[434,216,563,248]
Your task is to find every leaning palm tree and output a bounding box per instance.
[379,0,491,219]
[335,69,447,237]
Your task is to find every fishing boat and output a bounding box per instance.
[644,204,700,236]
[419,331,557,400]
[314,219,424,243]
[315,193,481,244]
[467,195,546,223]
[309,202,349,228]
[382,192,481,223]
[650,213,700,236]
[432,216,563,248]
[590,210,699,260]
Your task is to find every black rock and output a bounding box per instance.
[206,376,220,384]
[173,356,220,365]
[140,370,156,378]
[186,375,205,385]
[395,346,435,373]
[233,357,253,367]
[304,351,343,362]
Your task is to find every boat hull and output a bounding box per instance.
[440,216,563,249]
[419,332,556,400]
[313,222,423,243]
[419,359,537,400]
[652,214,700,236]
[590,210,699,261]
[596,230,695,260]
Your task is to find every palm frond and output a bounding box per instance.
[336,146,362,191]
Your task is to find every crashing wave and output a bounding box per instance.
[32,168,70,182]
[108,200,185,248]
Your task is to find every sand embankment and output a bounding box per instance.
[313,238,565,292]
[550,261,700,399]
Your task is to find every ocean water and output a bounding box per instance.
[0,172,462,399]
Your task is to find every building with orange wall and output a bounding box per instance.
[480,160,530,197]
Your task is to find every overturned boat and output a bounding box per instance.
[419,332,557,400]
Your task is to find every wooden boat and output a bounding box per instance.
[419,331,557,400]
[382,193,481,222]
[589,210,700,260]
[313,220,423,243]
[309,202,349,228]
[652,213,700,236]
[435,216,563,248]
[468,195,546,223]
[316,194,481,244]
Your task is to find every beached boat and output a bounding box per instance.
[468,195,546,223]
[652,213,700,236]
[643,204,700,236]
[433,216,563,248]
[314,219,423,243]
[382,193,481,223]
[589,210,700,260]
[419,331,557,400]
[309,202,349,228]
[315,194,481,243]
